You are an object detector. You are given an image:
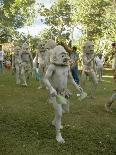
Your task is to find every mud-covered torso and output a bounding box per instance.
[21,52,31,62]
[82,54,95,72]
[50,65,69,91]
[14,53,21,64]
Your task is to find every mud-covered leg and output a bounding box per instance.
[98,68,103,82]
[52,97,65,143]
[15,65,21,84]
[90,71,98,98]
[20,64,27,86]
[38,65,45,89]
[100,68,103,81]
[81,71,87,89]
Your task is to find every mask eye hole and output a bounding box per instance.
[62,54,65,58]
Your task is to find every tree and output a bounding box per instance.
[73,0,116,42]
[0,0,36,43]
[19,0,115,56]
[38,0,75,42]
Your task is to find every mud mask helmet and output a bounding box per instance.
[45,39,56,50]
[51,45,70,65]
[22,43,29,52]
[83,41,94,54]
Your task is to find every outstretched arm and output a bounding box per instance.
[68,69,83,93]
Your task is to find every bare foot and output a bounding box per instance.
[21,83,27,87]
[37,86,43,89]
[105,104,112,113]
[56,133,65,143]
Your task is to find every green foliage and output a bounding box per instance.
[12,32,39,55]
[73,0,115,41]
[38,0,74,41]
[0,0,115,55]
[0,0,35,28]
[0,28,12,43]
[0,0,36,43]
[38,0,115,51]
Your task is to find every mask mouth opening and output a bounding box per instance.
[40,48,45,52]
[63,57,69,63]
[16,49,20,52]
[90,49,94,52]
[86,52,90,54]
[86,50,94,54]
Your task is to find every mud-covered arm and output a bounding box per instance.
[68,68,83,93]
[29,52,33,67]
[44,64,57,96]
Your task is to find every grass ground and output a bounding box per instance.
[0,69,116,155]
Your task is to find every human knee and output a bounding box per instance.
[56,109,62,118]
[62,104,69,113]
[53,101,62,116]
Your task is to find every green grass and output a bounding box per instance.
[0,69,116,155]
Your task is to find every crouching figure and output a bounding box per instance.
[44,45,83,143]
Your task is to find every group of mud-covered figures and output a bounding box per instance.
[12,40,116,143]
